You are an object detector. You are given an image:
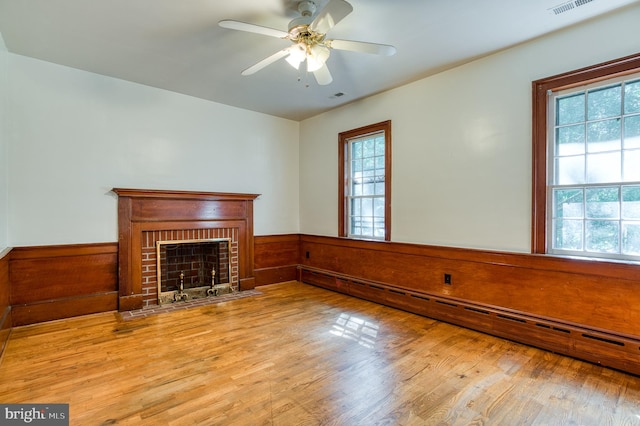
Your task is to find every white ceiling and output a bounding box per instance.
[0,0,638,121]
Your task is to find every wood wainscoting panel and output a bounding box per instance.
[0,248,11,359]
[299,235,640,376]
[9,243,118,326]
[254,234,300,286]
[300,235,640,337]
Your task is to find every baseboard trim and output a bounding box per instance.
[13,292,118,326]
[300,266,640,376]
[255,265,298,286]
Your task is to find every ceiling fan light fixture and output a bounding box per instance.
[286,44,307,69]
[306,44,330,72]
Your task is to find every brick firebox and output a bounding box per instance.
[142,229,238,307]
[113,188,259,311]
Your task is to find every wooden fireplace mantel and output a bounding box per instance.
[112,188,260,201]
[113,188,260,311]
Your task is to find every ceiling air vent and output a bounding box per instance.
[550,0,596,15]
[552,2,575,14]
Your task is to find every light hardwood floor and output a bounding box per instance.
[0,281,639,425]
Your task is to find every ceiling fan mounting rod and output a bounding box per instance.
[288,0,322,44]
[298,0,317,17]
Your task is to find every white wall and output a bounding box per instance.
[0,34,8,251]
[299,4,640,253]
[7,55,300,246]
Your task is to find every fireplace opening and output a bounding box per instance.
[156,238,233,305]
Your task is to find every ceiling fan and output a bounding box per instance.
[219,0,396,85]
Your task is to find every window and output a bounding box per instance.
[532,53,640,261]
[339,121,391,241]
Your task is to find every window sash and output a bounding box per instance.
[346,131,386,240]
[545,71,640,261]
[338,121,391,241]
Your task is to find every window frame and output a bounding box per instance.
[339,120,392,241]
[532,52,640,256]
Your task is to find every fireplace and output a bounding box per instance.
[156,238,233,304]
[113,188,259,311]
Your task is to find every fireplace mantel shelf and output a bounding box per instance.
[112,188,260,202]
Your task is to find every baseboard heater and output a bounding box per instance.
[299,266,640,377]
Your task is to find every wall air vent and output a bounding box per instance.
[550,0,596,15]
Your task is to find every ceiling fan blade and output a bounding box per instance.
[313,63,333,85]
[310,0,353,33]
[241,48,291,76]
[219,20,289,39]
[329,39,396,56]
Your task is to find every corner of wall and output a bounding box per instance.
[0,31,9,251]
[0,247,11,361]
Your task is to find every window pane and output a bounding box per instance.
[586,187,619,219]
[622,222,640,255]
[624,80,640,114]
[374,197,385,217]
[362,198,373,216]
[363,140,375,157]
[553,219,583,250]
[586,152,620,183]
[622,186,640,219]
[373,215,385,238]
[588,85,621,120]
[623,150,640,182]
[585,220,619,253]
[363,157,374,171]
[352,141,362,159]
[363,183,374,196]
[352,160,361,181]
[361,227,373,237]
[352,182,362,196]
[375,137,385,155]
[587,119,621,153]
[557,93,585,125]
[375,182,385,195]
[554,189,583,218]
[351,198,361,216]
[624,115,640,149]
[555,156,584,185]
[556,125,585,156]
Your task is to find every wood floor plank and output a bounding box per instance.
[0,281,639,425]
